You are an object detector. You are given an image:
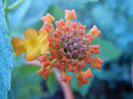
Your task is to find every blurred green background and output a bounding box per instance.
[0,0,133,99]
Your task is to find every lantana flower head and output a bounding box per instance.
[37,10,103,86]
[11,9,103,86]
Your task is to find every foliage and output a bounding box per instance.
[46,73,58,96]
[0,0,13,98]
[8,65,44,99]
[91,38,122,61]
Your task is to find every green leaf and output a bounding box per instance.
[47,5,65,21]
[9,65,43,99]
[19,65,40,77]
[46,73,57,96]
[91,38,122,61]
[0,0,13,98]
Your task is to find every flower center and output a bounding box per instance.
[56,25,90,61]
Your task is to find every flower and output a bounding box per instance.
[11,9,103,86]
[11,29,49,61]
[37,9,103,86]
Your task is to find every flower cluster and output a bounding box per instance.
[11,10,103,86]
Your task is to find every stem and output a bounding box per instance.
[26,60,42,67]
[4,0,9,30]
[26,60,75,99]
[53,68,74,99]
[66,19,71,25]
[4,0,8,10]
[48,58,58,69]
[6,0,25,12]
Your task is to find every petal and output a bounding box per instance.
[24,28,38,40]
[49,49,59,59]
[37,68,45,75]
[38,29,49,54]
[77,76,89,86]
[25,47,40,61]
[89,45,100,54]
[41,13,55,23]
[92,56,103,70]
[11,37,26,55]
[43,69,52,79]
[40,39,49,54]
[38,29,48,41]
[60,72,73,85]
[66,75,73,85]
[42,61,51,68]
[39,54,47,62]
[80,68,93,81]
[65,10,77,20]
[89,25,101,38]
[55,19,66,29]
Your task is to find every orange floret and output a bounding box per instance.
[79,68,93,81]
[49,49,59,59]
[41,13,55,23]
[65,10,77,24]
[89,25,101,38]
[60,72,73,85]
[89,45,100,54]
[77,76,89,86]
[55,19,66,29]
[92,56,103,70]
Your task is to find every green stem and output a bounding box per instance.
[4,0,9,29]
[6,0,25,12]
[4,0,8,10]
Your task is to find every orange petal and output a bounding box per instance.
[37,67,52,79]
[41,13,55,23]
[89,45,100,54]
[59,64,65,72]
[67,64,73,72]
[55,19,66,29]
[65,10,77,20]
[38,29,48,42]
[85,55,95,65]
[42,61,51,68]
[60,72,73,85]
[38,29,49,54]
[55,60,62,68]
[48,37,55,48]
[40,40,49,54]
[25,47,40,61]
[39,54,47,62]
[41,22,53,34]
[66,75,73,85]
[85,32,95,41]
[80,68,93,81]
[89,25,101,38]
[92,56,103,70]
[37,68,45,75]
[24,28,38,40]
[49,49,59,59]
[77,76,89,86]
[11,37,26,55]
[43,69,52,79]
